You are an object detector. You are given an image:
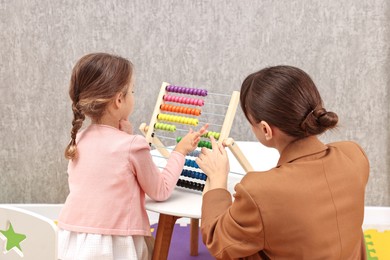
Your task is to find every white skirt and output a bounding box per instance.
[58,229,154,260]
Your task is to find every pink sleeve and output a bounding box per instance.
[129,135,185,201]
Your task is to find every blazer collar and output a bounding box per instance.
[277,135,328,167]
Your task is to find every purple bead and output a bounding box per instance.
[201,89,208,96]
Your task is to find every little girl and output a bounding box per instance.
[58,53,208,260]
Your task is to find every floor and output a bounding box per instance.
[151,222,213,260]
[2,205,390,259]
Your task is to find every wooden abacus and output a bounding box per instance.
[139,82,253,192]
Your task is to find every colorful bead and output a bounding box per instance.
[157,113,198,126]
[154,123,176,132]
[166,85,208,97]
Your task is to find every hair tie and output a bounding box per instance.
[68,138,76,146]
[300,108,318,131]
[313,107,327,119]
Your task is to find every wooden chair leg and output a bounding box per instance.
[190,218,199,256]
[152,214,180,260]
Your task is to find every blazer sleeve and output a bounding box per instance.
[201,184,265,259]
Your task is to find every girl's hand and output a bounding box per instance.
[174,124,209,155]
[119,119,133,134]
[196,136,230,190]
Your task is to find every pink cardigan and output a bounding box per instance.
[58,124,184,236]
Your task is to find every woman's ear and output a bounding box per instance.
[259,121,273,140]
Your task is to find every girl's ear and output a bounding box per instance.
[114,92,123,108]
[259,121,273,140]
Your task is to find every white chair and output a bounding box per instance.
[0,205,57,260]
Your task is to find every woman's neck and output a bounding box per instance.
[271,128,298,154]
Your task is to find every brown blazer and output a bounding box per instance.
[201,136,369,260]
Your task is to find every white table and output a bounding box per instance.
[146,141,280,259]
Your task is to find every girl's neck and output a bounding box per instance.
[93,111,120,129]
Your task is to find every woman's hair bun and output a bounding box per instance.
[300,107,338,136]
[313,108,338,128]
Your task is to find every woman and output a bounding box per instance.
[197,65,369,259]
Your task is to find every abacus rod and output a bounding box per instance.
[203,103,229,107]
[151,144,175,151]
[158,128,201,133]
[154,133,220,142]
[201,111,226,117]
[154,164,245,176]
[154,135,177,141]
[157,109,225,117]
[198,121,223,127]
[154,126,221,133]
[155,122,222,132]
[175,128,192,132]
[207,92,233,97]
[163,99,229,107]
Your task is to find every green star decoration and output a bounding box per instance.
[0,222,26,252]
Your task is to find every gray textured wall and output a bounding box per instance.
[1,0,389,206]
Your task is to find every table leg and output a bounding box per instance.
[152,213,180,260]
[190,218,199,256]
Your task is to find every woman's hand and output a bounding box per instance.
[119,119,133,134]
[196,136,230,190]
[174,124,209,155]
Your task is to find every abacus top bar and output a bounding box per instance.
[166,85,208,97]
